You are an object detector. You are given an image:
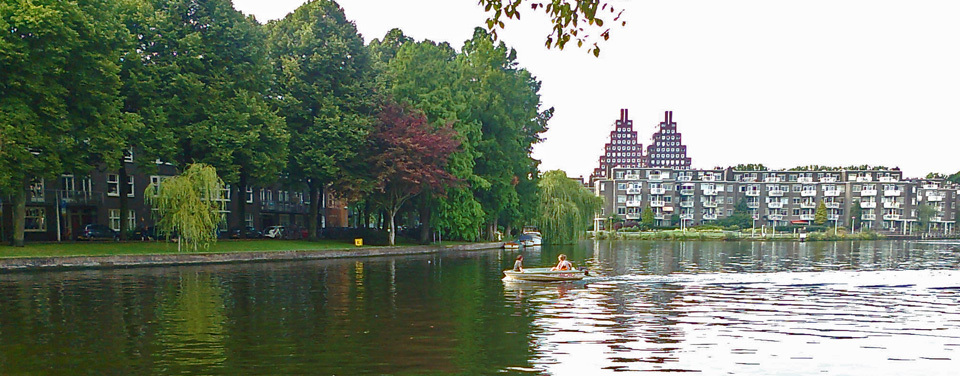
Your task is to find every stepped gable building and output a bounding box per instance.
[589,109,644,185]
[645,111,692,169]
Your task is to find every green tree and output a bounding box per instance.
[719,198,752,229]
[267,0,373,239]
[850,199,862,230]
[918,203,936,234]
[640,206,655,229]
[479,0,626,56]
[537,170,602,244]
[814,200,828,225]
[145,164,225,252]
[732,164,768,171]
[1,0,131,246]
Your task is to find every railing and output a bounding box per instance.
[931,216,943,222]
[767,201,783,209]
[746,190,760,197]
[653,214,666,220]
[680,201,695,208]
[769,190,784,197]
[648,174,663,181]
[927,194,944,202]
[862,214,877,221]
[260,201,309,213]
[883,214,901,221]
[680,189,695,195]
[797,177,813,183]
[825,202,841,209]
[764,177,781,183]
[626,188,642,195]
[747,202,760,209]
[922,184,939,190]
[680,213,694,220]
[801,190,817,197]
[883,190,901,196]
[702,175,717,182]
[623,174,640,180]
[702,201,718,208]
[860,189,877,196]
[703,213,718,220]
[800,202,817,209]
[626,200,643,208]
[883,201,901,209]
[676,175,692,181]
[768,214,783,221]
[800,214,816,221]
[56,190,104,206]
[828,214,840,221]
[650,187,666,195]
[821,176,838,183]
[860,201,876,208]
[650,201,665,207]
[879,176,897,182]
[703,189,718,196]
[856,176,873,182]
[625,214,640,220]
[824,189,840,197]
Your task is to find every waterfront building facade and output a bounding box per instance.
[645,111,692,169]
[589,109,644,184]
[596,166,958,234]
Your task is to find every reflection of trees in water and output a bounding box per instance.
[153,271,227,373]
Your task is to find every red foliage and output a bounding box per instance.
[368,102,460,198]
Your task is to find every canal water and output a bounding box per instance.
[1,240,959,375]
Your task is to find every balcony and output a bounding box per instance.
[626,200,643,208]
[768,214,784,221]
[856,176,873,182]
[648,174,663,182]
[883,214,901,221]
[825,202,841,209]
[800,214,816,221]
[702,175,717,182]
[821,176,838,183]
[680,213,694,220]
[764,177,782,183]
[883,190,901,196]
[680,201,695,208]
[745,190,760,197]
[653,214,666,220]
[702,201,718,208]
[824,189,840,197]
[703,189,718,196]
[801,190,817,197]
[260,201,309,213]
[879,176,897,182]
[680,188,695,195]
[650,201,665,208]
[747,202,760,209]
[703,213,718,220]
[927,194,945,202]
[931,216,943,222]
[800,202,817,209]
[883,201,901,209]
[767,201,783,209]
[922,184,939,190]
[649,187,665,195]
[676,175,692,182]
[626,188,642,195]
[768,190,784,197]
[623,174,640,180]
[860,189,877,196]
[797,177,813,183]
[828,214,840,221]
[57,190,104,206]
[860,201,876,209]
[625,214,640,220]
[862,214,877,221]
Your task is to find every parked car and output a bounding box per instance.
[132,225,156,241]
[230,226,262,239]
[77,224,119,241]
[264,225,284,239]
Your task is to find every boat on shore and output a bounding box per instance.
[502,267,586,282]
[502,241,521,250]
[518,232,542,246]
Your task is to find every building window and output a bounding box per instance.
[107,174,120,196]
[29,178,45,203]
[127,210,137,230]
[617,195,626,203]
[25,207,46,232]
[245,213,254,227]
[109,209,121,231]
[246,186,254,203]
[617,207,626,215]
[124,147,134,163]
[792,209,800,216]
[127,176,135,198]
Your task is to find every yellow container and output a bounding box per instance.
[354,238,363,247]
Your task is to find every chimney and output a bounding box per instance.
[669,111,673,124]
[664,111,669,124]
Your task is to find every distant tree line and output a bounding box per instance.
[1,0,550,246]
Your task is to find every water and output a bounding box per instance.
[1,240,959,375]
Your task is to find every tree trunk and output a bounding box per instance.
[118,163,129,240]
[236,173,248,239]
[418,199,431,244]
[388,207,397,246]
[11,177,27,247]
[308,181,319,240]
[505,223,513,240]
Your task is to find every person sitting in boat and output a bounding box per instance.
[551,254,573,271]
[513,255,524,272]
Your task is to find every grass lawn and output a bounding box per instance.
[0,239,380,259]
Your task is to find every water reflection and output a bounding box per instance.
[0,240,958,375]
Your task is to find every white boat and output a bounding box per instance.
[502,267,586,282]
[502,241,521,250]
[518,232,542,246]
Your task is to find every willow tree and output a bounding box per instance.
[145,164,225,252]
[537,170,602,244]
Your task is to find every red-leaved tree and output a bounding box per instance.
[368,102,461,245]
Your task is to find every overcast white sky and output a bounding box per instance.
[234,0,960,179]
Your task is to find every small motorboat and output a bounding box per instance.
[503,267,586,282]
[502,241,521,250]
[518,233,542,246]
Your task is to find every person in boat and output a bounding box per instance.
[513,255,524,272]
[551,254,573,271]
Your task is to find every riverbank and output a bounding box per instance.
[590,229,891,241]
[0,241,503,272]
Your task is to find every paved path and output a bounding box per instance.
[0,242,503,272]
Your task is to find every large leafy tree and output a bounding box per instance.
[145,163,225,251]
[1,0,131,246]
[479,0,626,56]
[120,0,288,236]
[268,0,372,240]
[365,103,460,246]
[537,170,602,244]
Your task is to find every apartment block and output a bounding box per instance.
[645,111,692,169]
[589,109,644,184]
[596,167,958,234]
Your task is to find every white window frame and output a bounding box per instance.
[25,207,46,232]
[109,209,121,231]
[127,176,135,198]
[127,210,137,230]
[107,174,120,197]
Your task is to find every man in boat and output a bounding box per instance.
[551,254,573,271]
[513,255,524,272]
